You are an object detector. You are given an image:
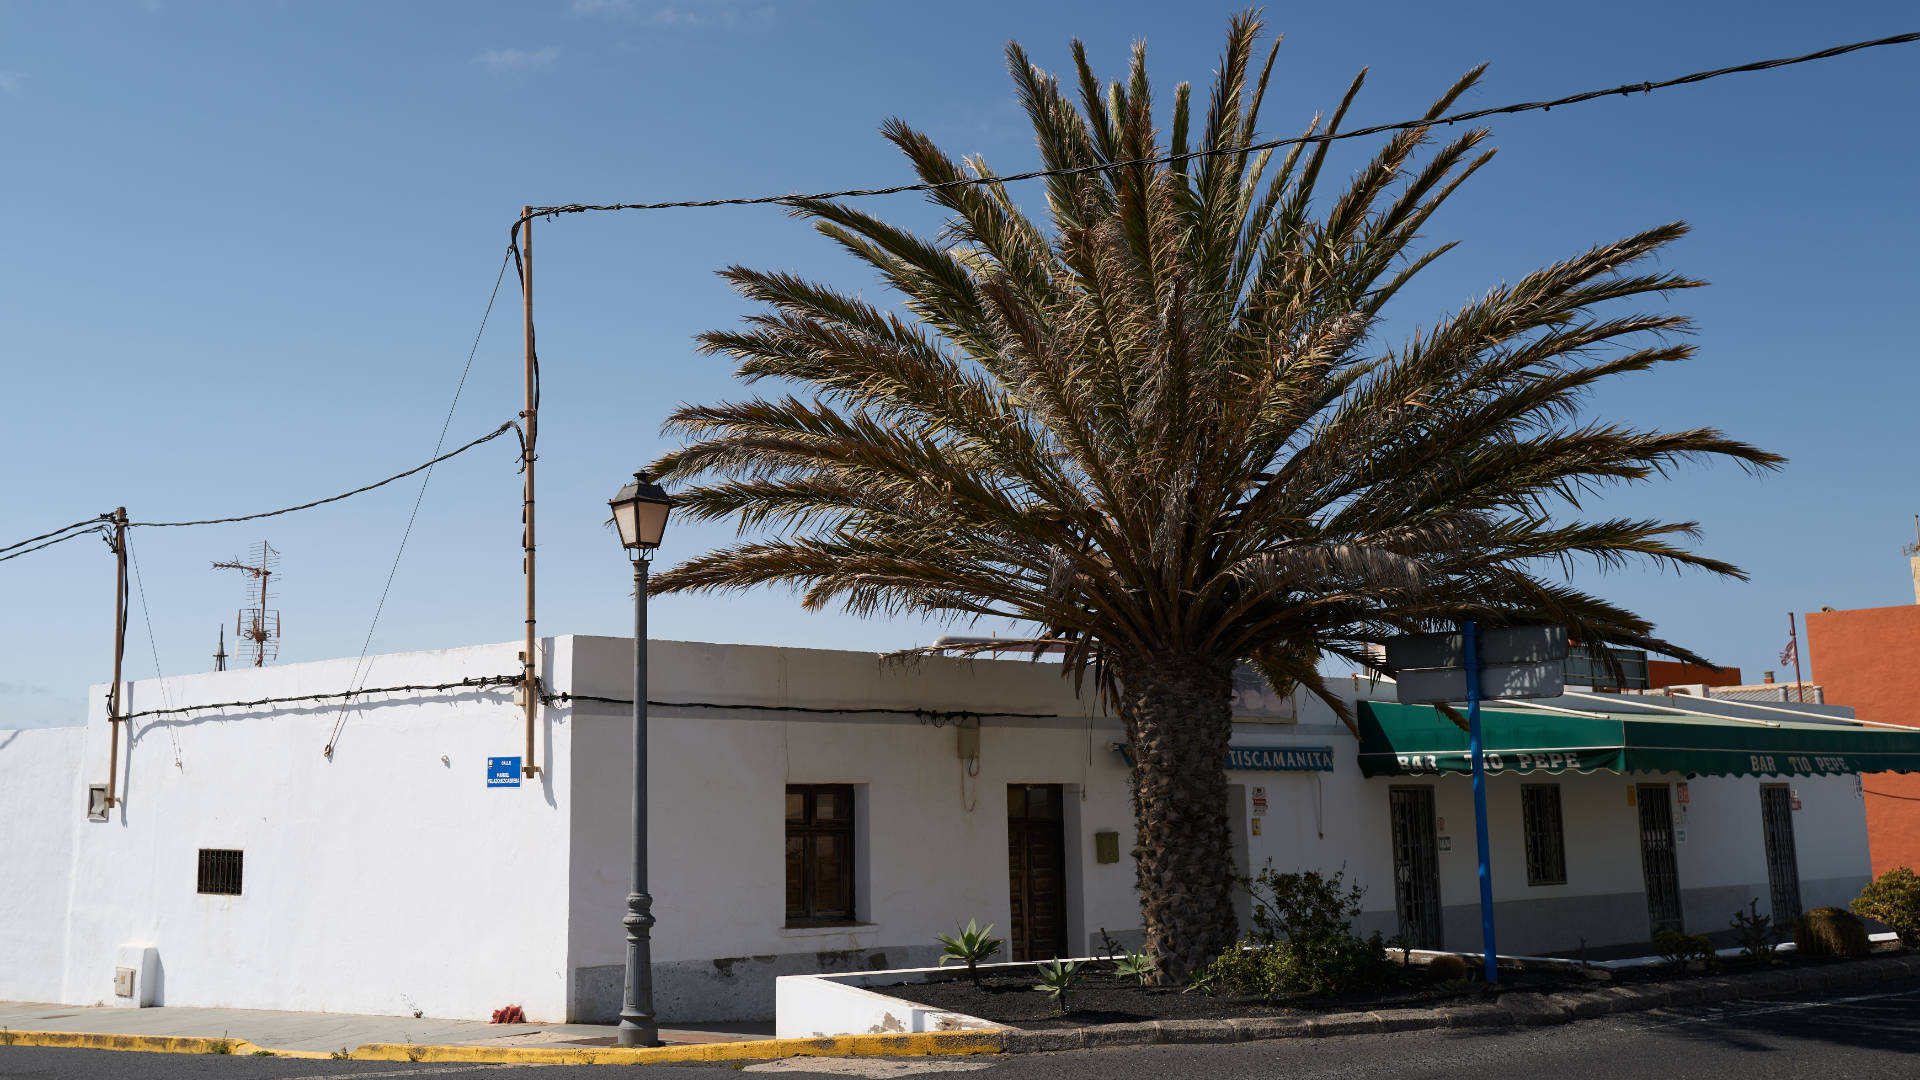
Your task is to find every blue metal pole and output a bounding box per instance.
[1463,620,1498,984]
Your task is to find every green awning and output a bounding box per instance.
[1356,700,1920,778]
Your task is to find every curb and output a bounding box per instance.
[0,1031,329,1059]
[6,956,1914,1065]
[0,1028,1007,1065]
[997,952,1920,1054]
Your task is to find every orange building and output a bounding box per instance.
[1646,660,1744,689]
[1807,591,1920,876]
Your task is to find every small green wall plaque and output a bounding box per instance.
[1094,830,1120,864]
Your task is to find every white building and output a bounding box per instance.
[1,634,1903,1022]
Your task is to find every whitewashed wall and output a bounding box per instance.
[0,725,86,1003]
[561,637,1130,1022]
[28,642,577,1020]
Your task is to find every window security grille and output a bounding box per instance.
[197,849,243,895]
[1521,785,1567,886]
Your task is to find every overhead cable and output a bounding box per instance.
[131,421,521,529]
[118,675,524,722]
[0,515,111,555]
[325,249,516,761]
[513,31,1920,224]
[542,689,1062,722]
[0,526,109,563]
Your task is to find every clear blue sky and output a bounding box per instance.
[3,0,1915,727]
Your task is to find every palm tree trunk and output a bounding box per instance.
[1116,654,1238,982]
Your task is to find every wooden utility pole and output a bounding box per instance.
[521,207,540,778]
[105,507,128,809]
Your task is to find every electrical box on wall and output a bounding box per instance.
[1095,830,1120,864]
[87,784,109,822]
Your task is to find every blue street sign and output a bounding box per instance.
[487,757,521,788]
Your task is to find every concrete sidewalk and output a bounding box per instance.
[0,1001,770,1055]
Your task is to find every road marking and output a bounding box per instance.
[1637,986,1920,1029]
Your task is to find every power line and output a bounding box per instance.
[326,249,516,761]
[514,31,1919,225]
[128,540,185,769]
[0,515,110,556]
[0,525,109,564]
[120,675,523,722]
[130,420,521,529]
[541,689,1061,722]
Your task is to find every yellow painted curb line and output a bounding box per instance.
[351,1029,1006,1065]
[0,1030,329,1058]
[0,1027,1005,1065]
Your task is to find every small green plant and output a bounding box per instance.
[2,1028,14,1046]
[330,1048,351,1060]
[1653,930,1716,971]
[406,1045,429,1063]
[1386,934,1413,965]
[936,919,1004,987]
[250,1050,275,1057]
[1098,927,1123,961]
[1853,866,1920,947]
[1730,898,1779,960]
[1113,951,1157,986]
[1796,906,1871,957]
[1207,866,1394,998]
[209,1034,234,1055]
[1426,953,1467,981]
[1182,965,1218,995]
[1033,959,1082,1014]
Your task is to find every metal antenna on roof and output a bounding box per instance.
[1906,514,1919,557]
[212,541,281,667]
[213,625,227,672]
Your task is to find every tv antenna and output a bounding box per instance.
[1906,514,1919,558]
[212,541,281,667]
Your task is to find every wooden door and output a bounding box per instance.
[1008,784,1069,961]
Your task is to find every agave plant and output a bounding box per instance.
[936,919,1004,987]
[1113,951,1158,986]
[1033,959,1083,1013]
[649,14,1780,979]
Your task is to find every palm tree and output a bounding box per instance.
[646,14,1783,979]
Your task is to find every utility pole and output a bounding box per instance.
[105,507,128,810]
[521,207,540,778]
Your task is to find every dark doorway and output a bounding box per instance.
[1388,786,1443,949]
[1637,784,1684,936]
[1760,784,1803,925]
[1008,783,1069,961]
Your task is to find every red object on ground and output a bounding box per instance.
[491,1005,526,1024]
[1806,604,1920,876]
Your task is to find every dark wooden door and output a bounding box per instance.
[1637,784,1684,936]
[1388,786,1443,949]
[1008,784,1069,961]
[1760,784,1802,925]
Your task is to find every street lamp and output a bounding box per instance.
[608,471,674,1048]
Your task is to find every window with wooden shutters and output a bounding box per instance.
[785,785,855,925]
[1521,785,1567,886]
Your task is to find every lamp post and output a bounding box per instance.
[608,471,675,1048]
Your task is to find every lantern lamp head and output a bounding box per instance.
[609,472,674,552]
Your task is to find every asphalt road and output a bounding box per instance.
[7,982,1920,1080]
